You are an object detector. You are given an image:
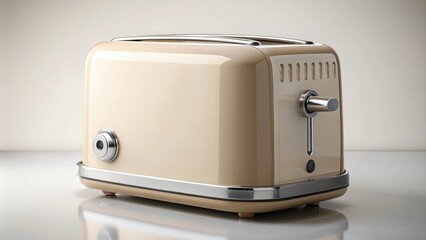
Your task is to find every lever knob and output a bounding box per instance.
[306,96,339,113]
[299,90,339,118]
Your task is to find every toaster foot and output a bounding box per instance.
[238,212,255,219]
[102,190,116,196]
[306,202,320,207]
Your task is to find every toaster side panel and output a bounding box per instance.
[83,42,272,186]
[218,59,273,186]
[85,47,222,185]
[269,52,342,185]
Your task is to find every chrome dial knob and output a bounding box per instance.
[93,128,119,162]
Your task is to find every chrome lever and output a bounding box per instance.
[299,90,339,118]
[299,90,339,155]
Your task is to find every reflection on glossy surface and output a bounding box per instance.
[2,151,424,240]
[79,196,348,240]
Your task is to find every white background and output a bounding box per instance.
[0,0,425,151]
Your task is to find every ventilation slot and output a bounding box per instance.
[280,64,284,82]
[279,61,336,83]
[326,62,330,79]
[333,62,337,78]
[288,64,293,82]
[296,63,300,81]
[304,63,308,80]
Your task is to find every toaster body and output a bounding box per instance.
[78,35,349,218]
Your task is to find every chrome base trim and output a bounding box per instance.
[77,162,349,201]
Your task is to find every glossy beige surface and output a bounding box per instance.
[83,41,271,186]
[257,44,344,183]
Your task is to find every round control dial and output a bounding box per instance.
[93,128,119,162]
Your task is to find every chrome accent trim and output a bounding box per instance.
[184,34,314,45]
[112,35,261,46]
[112,34,315,46]
[307,117,314,156]
[77,162,349,201]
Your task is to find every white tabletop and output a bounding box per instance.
[0,151,425,240]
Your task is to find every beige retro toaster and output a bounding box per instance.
[77,34,349,218]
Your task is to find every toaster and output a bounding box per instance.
[77,34,349,218]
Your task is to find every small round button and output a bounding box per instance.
[306,159,315,173]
